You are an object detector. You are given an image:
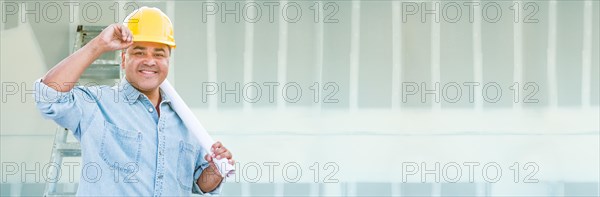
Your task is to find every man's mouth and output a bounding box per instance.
[139,70,158,76]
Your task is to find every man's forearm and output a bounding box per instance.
[197,164,223,193]
[42,41,104,92]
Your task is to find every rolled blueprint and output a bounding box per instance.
[160,80,235,178]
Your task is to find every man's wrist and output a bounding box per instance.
[85,38,108,57]
[197,164,224,193]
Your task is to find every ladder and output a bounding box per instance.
[43,25,121,197]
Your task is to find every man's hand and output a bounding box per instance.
[205,141,235,166]
[93,24,134,53]
[198,141,234,193]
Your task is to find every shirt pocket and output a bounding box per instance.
[99,121,142,174]
[177,141,197,190]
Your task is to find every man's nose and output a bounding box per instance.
[142,57,157,66]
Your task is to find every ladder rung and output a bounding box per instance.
[92,59,120,65]
[56,143,81,157]
[77,25,105,33]
[81,65,120,79]
[45,192,77,197]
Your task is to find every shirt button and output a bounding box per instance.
[148,107,154,113]
[157,175,163,179]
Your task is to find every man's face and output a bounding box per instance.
[122,42,170,93]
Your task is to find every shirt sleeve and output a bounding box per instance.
[191,147,224,195]
[34,78,98,139]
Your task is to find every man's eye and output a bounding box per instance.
[154,54,165,57]
[134,52,143,55]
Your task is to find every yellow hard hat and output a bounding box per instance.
[123,6,176,48]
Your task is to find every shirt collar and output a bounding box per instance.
[159,88,171,104]
[119,78,171,105]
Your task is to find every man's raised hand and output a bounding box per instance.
[93,24,134,53]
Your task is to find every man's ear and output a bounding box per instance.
[121,50,126,69]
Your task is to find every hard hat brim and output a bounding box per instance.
[132,36,176,49]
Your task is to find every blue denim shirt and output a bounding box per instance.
[34,79,222,196]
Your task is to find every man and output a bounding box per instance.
[34,7,233,196]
